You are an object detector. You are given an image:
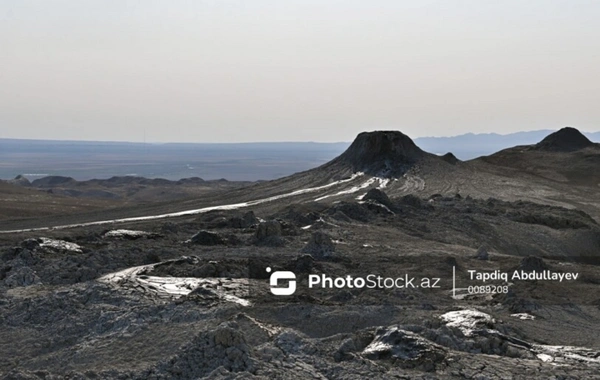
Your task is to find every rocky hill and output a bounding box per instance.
[533,127,596,152]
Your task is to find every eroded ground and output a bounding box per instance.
[2,190,599,379]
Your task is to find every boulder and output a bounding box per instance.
[362,327,446,371]
[475,245,489,260]
[294,254,315,273]
[160,222,179,234]
[518,256,548,272]
[190,230,227,246]
[255,220,284,246]
[401,194,423,208]
[228,211,259,229]
[301,231,335,259]
[241,211,259,228]
[4,267,41,287]
[363,188,393,209]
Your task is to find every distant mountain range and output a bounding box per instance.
[414,129,600,159]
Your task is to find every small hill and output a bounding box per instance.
[533,127,594,152]
[6,175,31,187]
[31,176,76,187]
[474,127,600,187]
[440,152,460,165]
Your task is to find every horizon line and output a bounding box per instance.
[3,127,598,145]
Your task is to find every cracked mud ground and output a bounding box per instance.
[1,129,600,379]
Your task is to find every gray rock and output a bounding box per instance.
[363,188,393,209]
[241,211,259,228]
[401,194,423,208]
[475,245,489,260]
[327,202,371,222]
[150,322,254,378]
[293,254,314,273]
[301,231,335,259]
[255,220,284,246]
[190,230,226,246]
[160,222,179,234]
[228,211,259,229]
[362,327,446,372]
[4,267,41,287]
[187,286,220,302]
[193,262,218,277]
[519,256,548,272]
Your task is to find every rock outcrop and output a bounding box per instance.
[362,188,393,209]
[189,230,227,246]
[255,220,284,246]
[301,231,335,258]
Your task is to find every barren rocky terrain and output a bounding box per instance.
[0,176,251,223]
[1,128,599,379]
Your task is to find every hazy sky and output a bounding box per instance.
[1,0,599,143]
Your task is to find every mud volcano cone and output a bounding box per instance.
[534,127,593,152]
[333,131,426,176]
